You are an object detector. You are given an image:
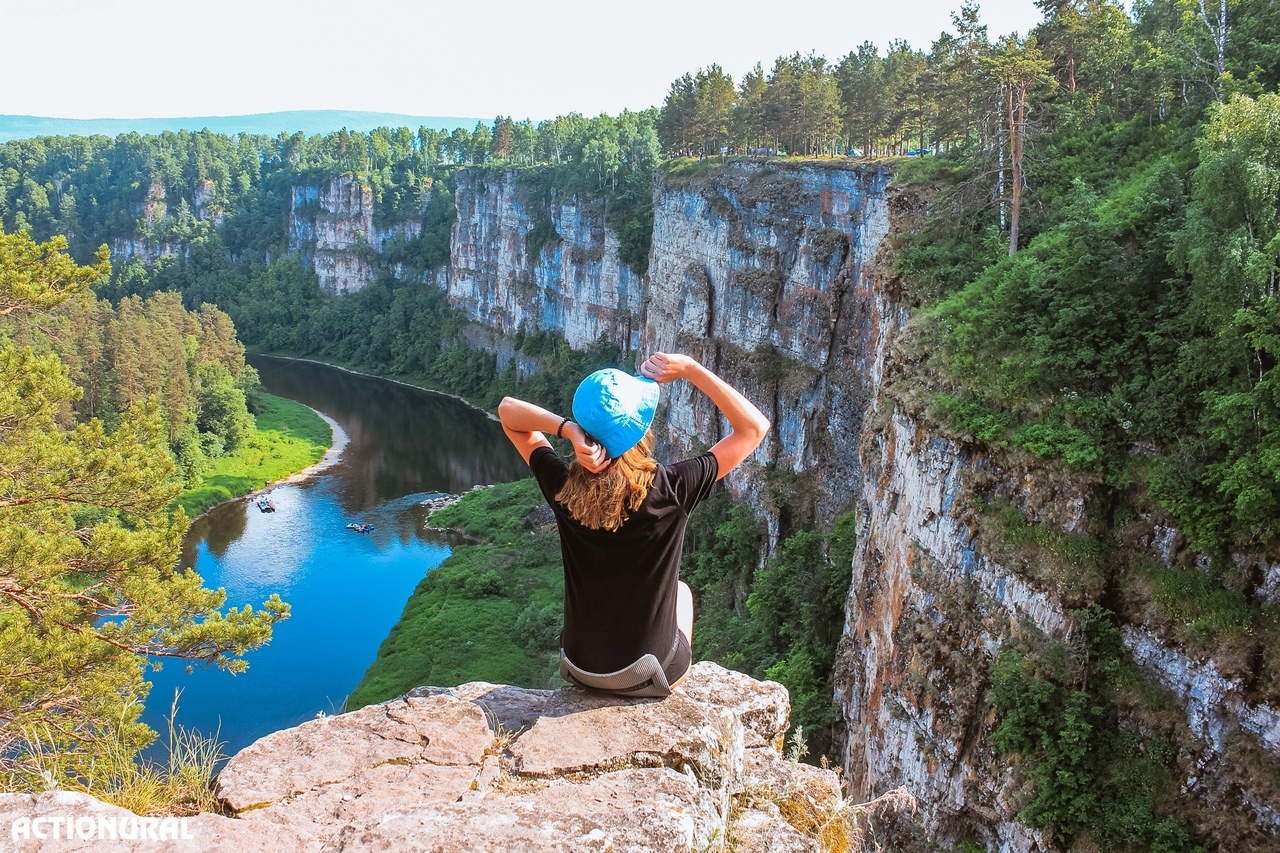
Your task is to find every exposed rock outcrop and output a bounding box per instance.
[109,179,221,265]
[834,405,1064,853]
[0,664,843,852]
[830,182,1280,850]
[447,169,644,354]
[287,175,426,294]
[642,162,890,530]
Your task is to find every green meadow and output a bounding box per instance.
[175,393,332,517]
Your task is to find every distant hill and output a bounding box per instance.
[0,111,488,143]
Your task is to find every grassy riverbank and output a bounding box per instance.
[175,392,332,517]
[346,479,565,710]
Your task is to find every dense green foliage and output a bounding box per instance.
[29,285,294,507]
[681,493,856,760]
[656,0,1279,162]
[0,229,287,787]
[0,110,660,279]
[893,76,1280,851]
[174,392,331,517]
[991,607,1198,851]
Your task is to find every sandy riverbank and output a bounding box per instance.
[187,407,348,521]
[273,409,349,484]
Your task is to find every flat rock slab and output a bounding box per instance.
[0,664,833,851]
[407,682,554,735]
[216,693,493,812]
[508,690,743,781]
[322,767,720,852]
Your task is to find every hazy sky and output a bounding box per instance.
[5,0,1045,120]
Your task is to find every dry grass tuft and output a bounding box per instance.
[10,692,227,817]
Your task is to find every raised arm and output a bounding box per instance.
[497,396,609,472]
[639,353,770,480]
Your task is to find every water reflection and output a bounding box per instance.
[143,358,527,758]
[250,357,523,513]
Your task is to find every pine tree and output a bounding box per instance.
[0,228,288,786]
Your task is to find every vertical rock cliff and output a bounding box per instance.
[446,169,644,353]
[641,163,889,531]
[441,161,892,532]
[287,174,425,294]
[110,178,219,264]
[830,187,1280,851]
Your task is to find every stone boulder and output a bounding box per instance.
[0,663,845,851]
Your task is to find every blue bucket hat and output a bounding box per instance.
[572,368,659,459]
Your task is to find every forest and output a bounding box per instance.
[0,230,288,802]
[2,0,1280,844]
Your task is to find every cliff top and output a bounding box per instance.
[1,663,853,852]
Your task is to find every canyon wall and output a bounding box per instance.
[109,178,219,264]
[436,161,1279,850]
[829,189,1280,851]
[641,164,888,529]
[102,160,1279,849]
[446,169,643,354]
[442,161,890,531]
[287,174,424,294]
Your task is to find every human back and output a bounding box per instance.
[497,352,770,693]
[528,442,717,673]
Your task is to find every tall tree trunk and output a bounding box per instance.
[1199,0,1228,98]
[1007,81,1022,256]
[997,92,1007,233]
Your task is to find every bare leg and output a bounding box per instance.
[677,581,694,645]
[668,581,696,690]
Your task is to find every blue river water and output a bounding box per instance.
[139,356,527,759]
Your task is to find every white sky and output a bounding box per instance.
[3,0,1045,121]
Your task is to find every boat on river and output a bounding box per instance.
[346,522,375,534]
[256,496,277,513]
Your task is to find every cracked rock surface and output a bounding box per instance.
[0,663,841,851]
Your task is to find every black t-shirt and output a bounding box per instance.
[529,446,718,673]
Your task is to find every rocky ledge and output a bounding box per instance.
[1,664,846,851]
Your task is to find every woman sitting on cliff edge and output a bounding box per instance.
[497,351,770,697]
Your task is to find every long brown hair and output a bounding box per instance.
[555,431,657,531]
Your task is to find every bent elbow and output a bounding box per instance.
[497,397,516,423]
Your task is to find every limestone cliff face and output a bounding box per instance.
[642,163,890,530]
[109,179,220,265]
[443,161,893,531]
[287,174,424,294]
[835,405,1067,852]
[446,168,644,353]
[830,187,1280,850]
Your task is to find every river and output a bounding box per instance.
[139,356,527,759]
